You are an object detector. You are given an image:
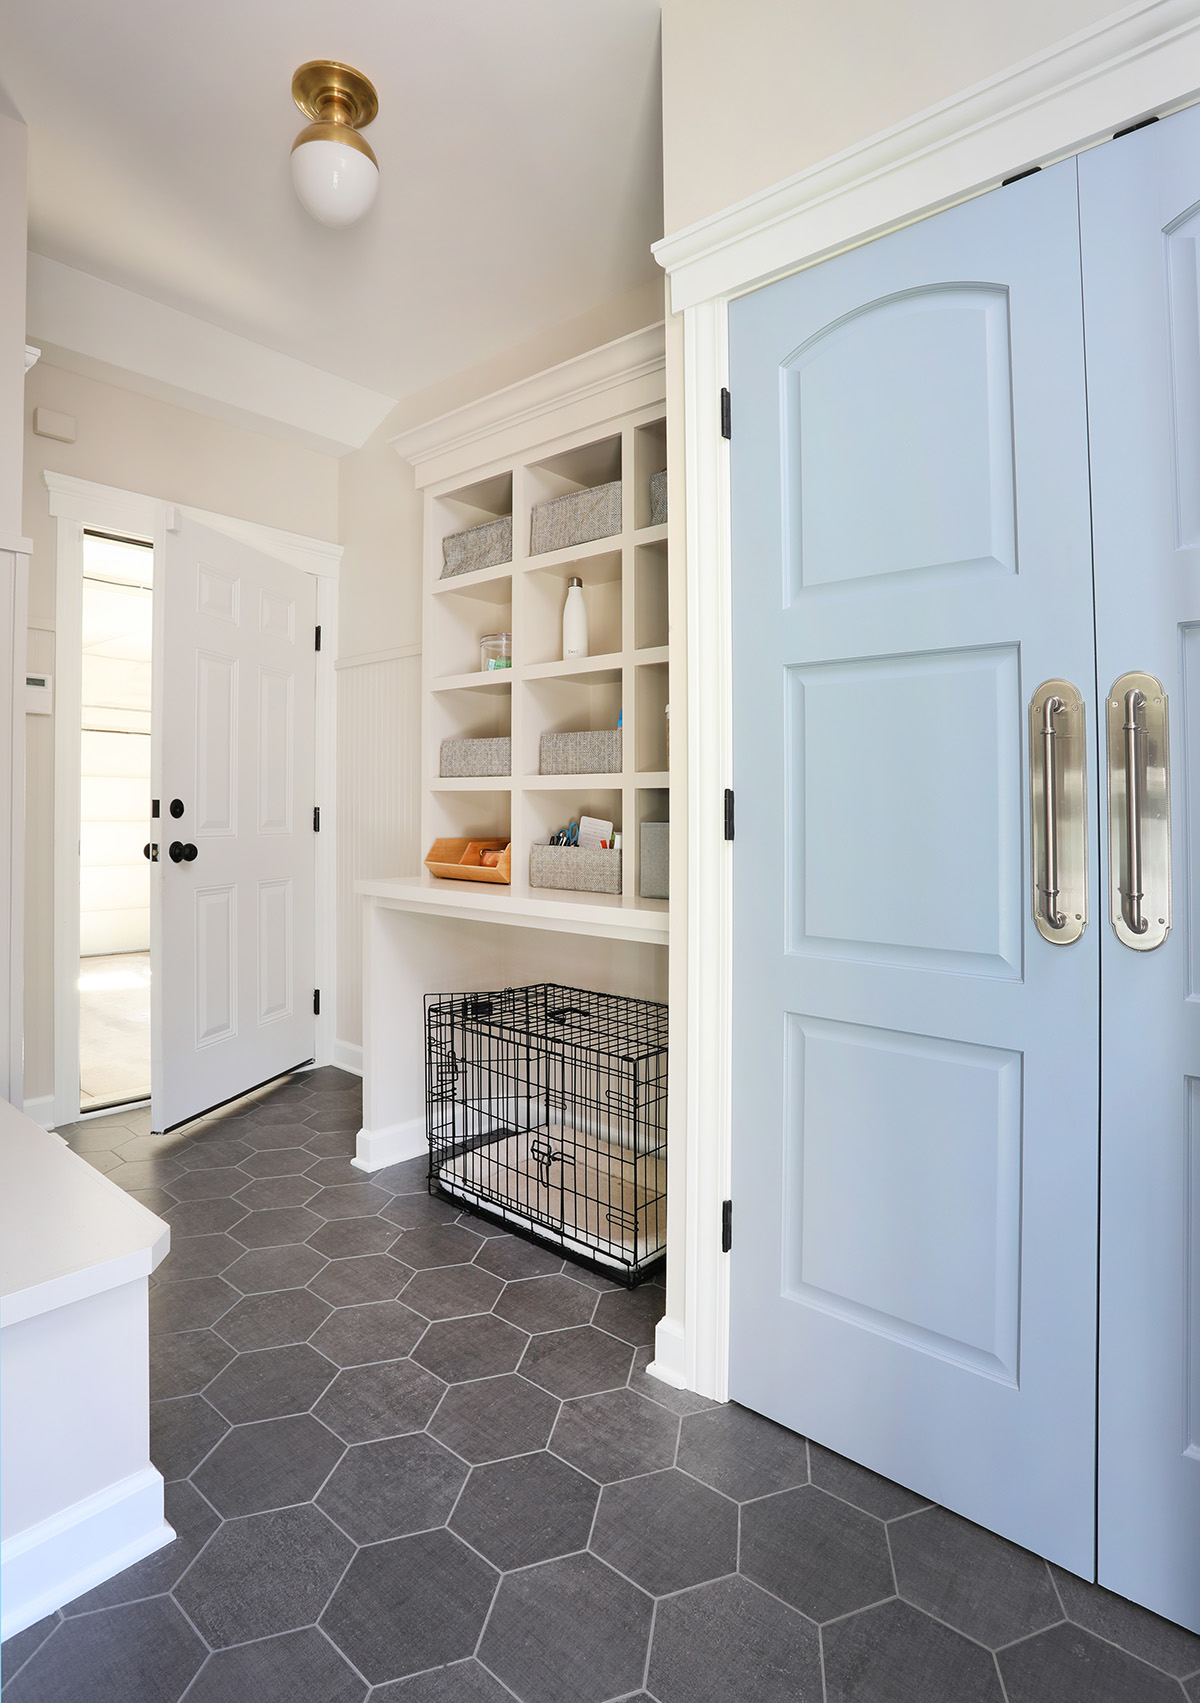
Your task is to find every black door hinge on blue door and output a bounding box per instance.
[313,806,320,832]
[724,788,735,841]
[722,1199,733,1252]
[720,388,732,439]
[313,990,320,1016]
[315,625,322,651]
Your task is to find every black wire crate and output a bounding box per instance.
[425,983,668,1285]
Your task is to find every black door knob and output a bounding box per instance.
[170,799,185,818]
[168,842,199,863]
[182,843,198,862]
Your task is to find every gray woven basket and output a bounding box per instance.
[539,730,621,775]
[649,470,668,527]
[530,481,621,555]
[639,821,669,898]
[440,737,511,778]
[441,515,512,578]
[530,844,622,895]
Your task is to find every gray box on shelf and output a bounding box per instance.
[530,480,621,555]
[539,729,622,775]
[439,736,511,778]
[530,844,622,896]
[441,515,512,578]
[639,821,669,899]
[649,470,668,527]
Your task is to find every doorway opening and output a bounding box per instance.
[78,528,153,1112]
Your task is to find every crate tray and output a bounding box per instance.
[424,839,511,884]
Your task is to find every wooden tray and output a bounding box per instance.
[424,838,511,884]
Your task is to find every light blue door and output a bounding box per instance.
[1080,105,1200,1633]
[729,162,1102,1572]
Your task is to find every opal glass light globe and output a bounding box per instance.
[291,138,379,227]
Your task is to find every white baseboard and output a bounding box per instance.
[331,1038,363,1077]
[21,1095,55,1131]
[647,1316,689,1390]
[1,1465,172,1641]
[352,1116,426,1173]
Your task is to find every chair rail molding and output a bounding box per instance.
[654,0,1200,311]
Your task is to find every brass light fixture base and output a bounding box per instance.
[291,61,379,163]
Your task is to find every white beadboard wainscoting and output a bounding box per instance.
[334,646,421,1070]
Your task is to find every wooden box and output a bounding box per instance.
[424,839,511,884]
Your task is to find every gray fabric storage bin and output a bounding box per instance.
[441,515,512,578]
[639,821,669,899]
[540,730,622,775]
[649,470,668,527]
[440,736,511,778]
[530,844,622,895]
[530,480,621,555]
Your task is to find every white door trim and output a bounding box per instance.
[656,14,1200,1400]
[44,471,340,1129]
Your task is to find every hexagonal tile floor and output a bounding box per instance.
[4,1068,1198,1701]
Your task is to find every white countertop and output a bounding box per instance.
[357,873,669,946]
[0,1101,170,1329]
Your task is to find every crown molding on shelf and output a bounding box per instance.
[390,323,666,489]
[654,0,1200,310]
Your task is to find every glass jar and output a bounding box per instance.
[480,632,512,672]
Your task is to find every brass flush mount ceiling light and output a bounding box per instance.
[290,60,379,227]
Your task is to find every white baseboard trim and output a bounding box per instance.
[331,1039,363,1077]
[352,1117,426,1173]
[21,1095,55,1131]
[1,1465,171,1641]
[647,1316,690,1391]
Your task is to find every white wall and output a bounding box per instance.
[21,361,339,1103]
[659,0,1131,233]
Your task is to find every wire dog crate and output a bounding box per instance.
[425,984,668,1284]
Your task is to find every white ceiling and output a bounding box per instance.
[1,0,664,417]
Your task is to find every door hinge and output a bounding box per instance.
[315,624,322,652]
[313,806,320,832]
[721,1199,733,1253]
[1113,113,1159,139]
[724,788,735,841]
[313,989,321,1016]
[1001,165,1041,186]
[720,387,732,440]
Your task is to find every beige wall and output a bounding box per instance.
[660,0,1128,234]
[0,109,27,543]
[22,361,339,1105]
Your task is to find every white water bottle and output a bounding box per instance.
[562,576,589,659]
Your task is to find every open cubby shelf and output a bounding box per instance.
[420,402,671,921]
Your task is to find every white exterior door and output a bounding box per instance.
[1079,106,1200,1633]
[728,161,1102,1574]
[152,517,317,1131]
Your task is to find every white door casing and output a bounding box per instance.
[152,515,317,1131]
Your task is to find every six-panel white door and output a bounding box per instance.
[151,517,317,1132]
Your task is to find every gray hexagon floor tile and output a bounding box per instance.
[627,1346,718,1417]
[413,1313,528,1382]
[318,1432,467,1543]
[380,1190,461,1230]
[205,1343,337,1423]
[308,1214,402,1259]
[648,1574,821,1703]
[192,1412,345,1516]
[591,1285,663,1347]
[740,1485,894,1622]
[519,1325,634,1398]
[149,1274,238,1335]
[231,1204,326,1248]
[224,1242,327,1293]
[0,1595,207,1703]
[474,1235,564,1281]
[998,1621,1184,1703]
[314,1358,447,1443]
[150,1393,229,1479]
[0,1611,60,1687]
[676,1403,808,1501]
[551,1388,679,1483]
[214,1286,333,1351]
[321,1528,498,1686]
[369,1155,429,1193]
[149,1327,235,1399]
[308,1181,393,1219]
[429,1372,561,1463]
[451,1450,598,1569]
[181,1626,367,1703]
[235,1174,320,1210]
[1049,1565,1200,1677]
[370,1660,517,1700]
[163,1196,248,1237]
[306,1156,370,1187]
[156,1232,243,1281]
[889,1504,1062,1648]
[401,1262,504,1321]
[591,1468,738,1595]
[493,1273,598,1335]
[308,1253,413,1306]
[808,1442,932,1520]
[394,1223,486,1270]
[480,1551,652,1703]
[175,1502,353,1647]
[178,1138,252,1171]
[823,1598,1004,1703]
[238,1145,318,1177]
[168,1166,251,1201]
[310,1299,427,1367]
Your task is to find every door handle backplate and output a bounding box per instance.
[1106,671,1170,950]
[1029,679,1087,944]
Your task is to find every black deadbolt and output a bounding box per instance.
[143,842,156,861]
[169,799,185,818]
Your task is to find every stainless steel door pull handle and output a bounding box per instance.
[1122,688,1148,936]
[1040,695,1065,930]
[1030,680,1087,945]
[1106,671,1170,951]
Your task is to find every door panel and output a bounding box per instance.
[153,517,316,1131]
[1079,104,1200,1632]
[729,160,1101,1572]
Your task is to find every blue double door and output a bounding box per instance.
[730,106,1200,1628]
